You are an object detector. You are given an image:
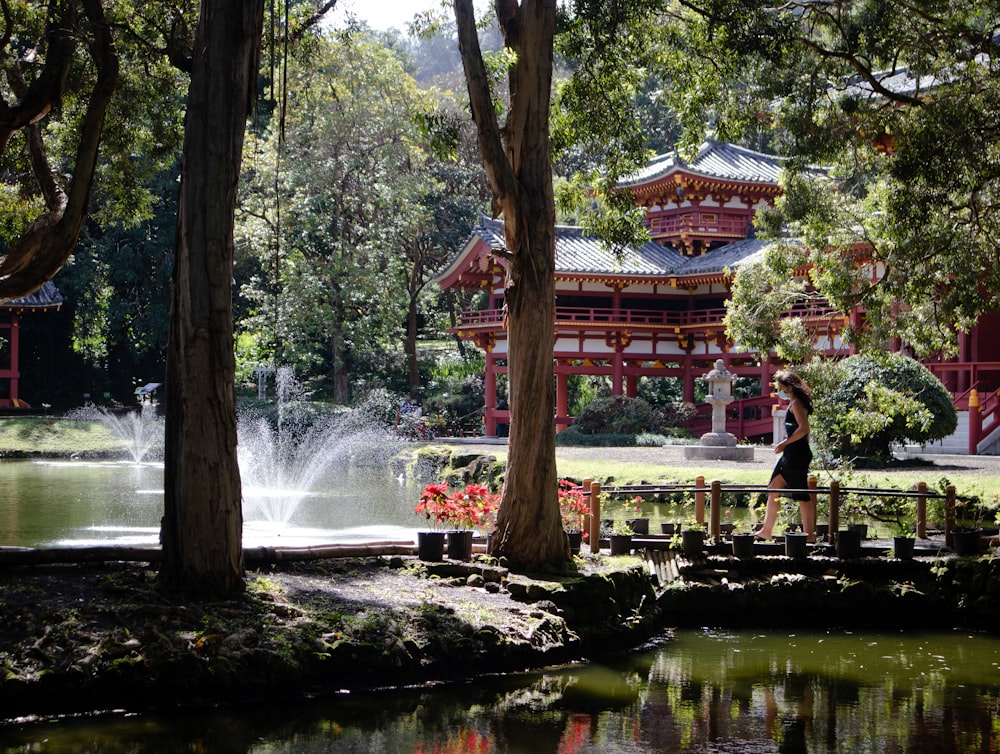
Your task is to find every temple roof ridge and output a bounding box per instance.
[620,138,786,188]
[456,215,777,278]
[0,280,64,311]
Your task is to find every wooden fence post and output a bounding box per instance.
[829,480,840,543]
[695,476,706,525]
[710,480,722,542]
[945,485,956,547]
[807,476,818,537]
[916,481,927,539]
[589,481,602,554]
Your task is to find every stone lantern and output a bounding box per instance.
[704,359,737,444]
[683,359,754,461]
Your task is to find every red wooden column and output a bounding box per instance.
[612,349,624,395]
[9,317,18,404]
[484,354,497,436]
[6,315,20,405]
[555,370,569,432]
[682,351,696,403]
[625,372,637,398]
[957,331,972,395]
[611,284,624,396]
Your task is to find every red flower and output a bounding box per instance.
[558,480,590,531]
[416,483,500,531]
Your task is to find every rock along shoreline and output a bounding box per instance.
[2,544,1000,724]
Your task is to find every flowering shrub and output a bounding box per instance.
[417,480,590,535]
[559,479,590,532]
[415,483,499,531]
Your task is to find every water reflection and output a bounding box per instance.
[3,630,999,753]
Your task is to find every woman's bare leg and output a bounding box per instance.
[757,476,787,539]
[799,495,817,542]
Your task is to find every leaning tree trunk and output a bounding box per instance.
[160,0,265,596]
[454,0,566,569]
[0,0,118,301]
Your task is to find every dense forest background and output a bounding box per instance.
[15,16,680,428]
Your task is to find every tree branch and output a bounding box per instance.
[453,0,517,216]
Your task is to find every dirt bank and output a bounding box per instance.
[0,555,659,722]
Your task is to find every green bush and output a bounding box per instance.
[572,395,665,435]
[555,427,636,446]
[802,353,957,464]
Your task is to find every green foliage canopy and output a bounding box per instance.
[654,0,1000,357]
[236,33,443,400]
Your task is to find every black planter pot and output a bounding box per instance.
[417,531,445,561]
[660,522,677,536]
[836,529,862,559]
[626,517,650,535]
[609,533,632,555]
[566,530,583,554]
[681,528,705,558]
[951,529,983,556]
[893,535,915,560]
[784,531,810,558]
[732,532,755,559]
[447,530,474,561]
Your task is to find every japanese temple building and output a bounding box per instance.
[0,281,64,408]
[438,140,1000,449]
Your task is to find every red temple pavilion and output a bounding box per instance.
[0,281,64,408]
[438,140,1000,452]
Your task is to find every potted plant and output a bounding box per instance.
[415,482,500,561]
[784,528,810,558]
[890,510,916,560]
[835,502,864,558]
[559,479,589,554]
[681,521,706,558]
[835,527,862,559]
[729,516,755,559]
[951,497,986,556]
[608,519,634,555]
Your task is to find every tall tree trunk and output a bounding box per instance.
[331,326,351,404]
[405,266,421,394]
[454,0,566,569]
[160,0,265,596]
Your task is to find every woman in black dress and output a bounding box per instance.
[756,370,817,541]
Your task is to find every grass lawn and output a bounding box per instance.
[440,443,1000,501]
[0,417,123,454]
[2,417,996,503]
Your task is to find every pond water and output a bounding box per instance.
[0,459,424,548]
[2,628,998,752]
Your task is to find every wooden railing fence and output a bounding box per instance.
[581,477,958,553]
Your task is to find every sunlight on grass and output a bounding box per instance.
[0,417,123,453]
[439,443,998,500]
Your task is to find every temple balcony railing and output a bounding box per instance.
[646,213,750,240]
[454,301,841,331]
